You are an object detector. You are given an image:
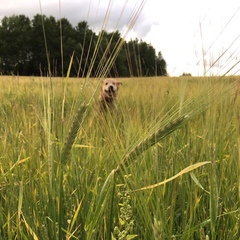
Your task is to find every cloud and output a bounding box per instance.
[59,0,153,38]
[3,0,240,76]
[0,0,154,39]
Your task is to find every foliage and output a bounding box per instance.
[0,14,167,77]
[182,73,192,77]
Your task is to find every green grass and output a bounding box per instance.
[0,75,239,239]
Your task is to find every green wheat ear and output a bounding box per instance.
[115,115,188,173]
[61,103,88,165]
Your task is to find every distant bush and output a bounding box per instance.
[181,72,192,76]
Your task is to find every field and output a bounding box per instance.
[0,75,239,239]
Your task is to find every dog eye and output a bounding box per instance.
[105,82,108,85]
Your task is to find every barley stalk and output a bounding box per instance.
[209,160,218,240]
[61,103,87,165]
[115,115,188,173]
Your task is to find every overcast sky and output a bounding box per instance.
[1,0,240,76]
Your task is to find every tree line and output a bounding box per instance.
[0,14,167,77]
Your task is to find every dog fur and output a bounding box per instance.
[99,78,122,110]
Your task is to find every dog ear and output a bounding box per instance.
[116,81,122,90]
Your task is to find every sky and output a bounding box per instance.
[1,0,240,76]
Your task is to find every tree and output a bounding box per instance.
[30,14,62,76]
[75,21,97,77]
[97,30,128,77]
[31,14,50,75]
[124,39,166,77]
[58,18,77,76]
[156,52,167,76]
[139,41,156,76]
[0,15,32,75]
[125,39,140,77]
[0,14,167,77]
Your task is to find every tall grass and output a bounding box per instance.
[1,1,239,239]
[0,75,239,239]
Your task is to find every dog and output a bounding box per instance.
[99,78,122,110]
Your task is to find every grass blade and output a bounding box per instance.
[66,199,83,239]
[132,161,211,192]
[85,170,115,240]
[22,214,39,240]
[209,161,218,240]
[190,172,210,194]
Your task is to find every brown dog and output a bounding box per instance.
[99,78,122,110]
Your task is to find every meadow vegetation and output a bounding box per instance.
[0,75,239,239]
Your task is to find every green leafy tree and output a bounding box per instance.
[125,39,140,77]
[98,31,128,77]
[75,21,97,77]
[156,51,167,76]
[0,14,167,77]
[58,18,77,76]
[0,15,32,75]
[31,15,60,76]
[30,14,50,75]
[139,40,156,76]
[124,39,167,77]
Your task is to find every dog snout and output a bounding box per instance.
[109,85,114,93]
[104,84,115,94]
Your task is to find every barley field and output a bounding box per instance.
[0,75,239,239]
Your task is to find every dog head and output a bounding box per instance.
[100,78,122,100]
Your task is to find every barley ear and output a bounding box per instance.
[115,115,188,173]
[61,103,87,165]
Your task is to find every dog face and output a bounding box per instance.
[101,78,122,101]
[99,78,122,108]
[101,78,122,98]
